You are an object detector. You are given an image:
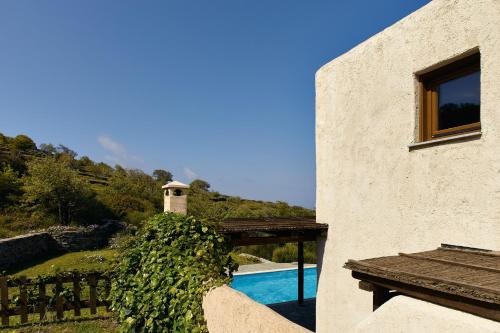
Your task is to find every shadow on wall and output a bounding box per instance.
[315,235,327,287]
[203,285,312,333]
[268,298,316,331]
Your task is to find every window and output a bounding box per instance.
[419,53,480,142]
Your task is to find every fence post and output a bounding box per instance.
[88,274,97,315]
[55,275,64,320]
[0,276,8,326]
[104,275,111,312]
[38,281,46,321]
[19,277,28,323]
[73,273,81,316]
[0,271,111,326]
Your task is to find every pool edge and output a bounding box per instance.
[234,264,316,276]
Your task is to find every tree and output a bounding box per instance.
[56,144,77,158]
[114,164,127,177]
[152,169,173,184]
[94,162,113,177]
[22,157,91,225]
[39,143,57,156]
[78,156,94,168]
[10,135,36,152]
[189,179,210,192]
[98,167,161,223]
[0,167,22,207]
[0,133,9,144]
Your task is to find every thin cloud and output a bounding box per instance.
[98,135,143,167]
[183,167,197,180]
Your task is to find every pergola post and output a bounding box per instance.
[298,240,304,305]
[372,286,390,311]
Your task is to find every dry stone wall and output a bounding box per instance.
[0,232,55,272]
[0,221,123,271]
[48,221,123,252]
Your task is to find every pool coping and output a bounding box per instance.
[234,264,316,276]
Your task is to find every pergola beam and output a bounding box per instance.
[228,233,317,246]
[217,217,328,305]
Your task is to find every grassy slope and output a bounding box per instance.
[230,253,260,265]
[0,251,254,331]
[8,249,118,278]
[0,250,256,331]
[10,249,258,278]
[2,250,119,331]
[0,318,117,333]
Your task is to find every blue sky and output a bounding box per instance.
[0,0,431,208]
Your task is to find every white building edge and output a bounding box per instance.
[315,0,500,331]
[203,0,500,331]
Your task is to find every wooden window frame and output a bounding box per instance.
[419,53,481,142]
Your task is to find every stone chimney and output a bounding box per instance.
[162,180,189,214]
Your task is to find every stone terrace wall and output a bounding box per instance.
[49,221,123,252]
[0,221,123,271]
[0,232,55,272]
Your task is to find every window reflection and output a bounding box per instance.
[438,71,480,130]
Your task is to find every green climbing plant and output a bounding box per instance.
[109,213,237,333]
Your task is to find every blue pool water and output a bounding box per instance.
[231,267,317,304]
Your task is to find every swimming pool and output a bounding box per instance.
[231,267,317,304]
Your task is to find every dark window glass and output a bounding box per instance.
[437,71,480,130]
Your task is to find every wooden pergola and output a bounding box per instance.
[344,244,500,322]
[218,217,328,304]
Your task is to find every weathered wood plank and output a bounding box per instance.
[353,271,500,322]
[104,277,111,312]
[55,275,64,320]
[399,252,500,274]
[0,277,9,326]
[73,273,81,316]
[38,282,46,321]
[89,274,97,315]
[0,272,110,326]
[359,281,375,292]
[345,259,500,303]
[230,234,317,246]
[372,285,390,311]
[19,277,28,323]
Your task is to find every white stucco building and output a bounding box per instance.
[315,0,500,332]
[202,1,499,332]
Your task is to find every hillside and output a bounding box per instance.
[0,132,314,237]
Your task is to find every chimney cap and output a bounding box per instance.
[162,180,190,189]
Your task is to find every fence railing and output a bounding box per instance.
[0,271,111,326]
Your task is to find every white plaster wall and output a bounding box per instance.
[355,296,500,333]
[164,195,187,214]
[315,0,500,332]
[203,285,311,333]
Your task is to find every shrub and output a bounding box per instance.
[0,167,22,208]
[271,242,317,263]
[22,157,93,225]
[109,213,237,333]
[272,243,298,263]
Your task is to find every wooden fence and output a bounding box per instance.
[0,271,111,326]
